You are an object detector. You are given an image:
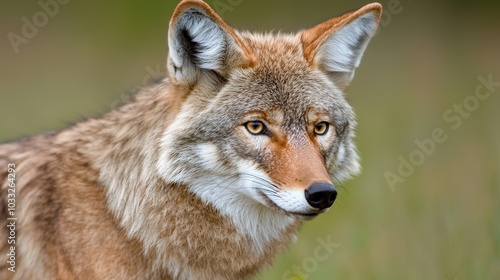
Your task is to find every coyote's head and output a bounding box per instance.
[158,0,380,220]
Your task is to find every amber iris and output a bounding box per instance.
[314,122,329,135]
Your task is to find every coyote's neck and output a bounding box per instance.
[60,81,299,277]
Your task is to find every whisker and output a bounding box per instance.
[332,175,346,192]
[238,173,282,191]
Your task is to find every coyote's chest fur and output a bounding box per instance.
[1,0,381,279]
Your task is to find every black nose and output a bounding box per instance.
[304,182,337,210]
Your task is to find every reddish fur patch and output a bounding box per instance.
[265,136,332,190]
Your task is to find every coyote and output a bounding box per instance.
[0,0,381,279]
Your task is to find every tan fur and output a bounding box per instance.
[1,1,381,279]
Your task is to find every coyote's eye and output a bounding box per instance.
[314,122,329,136]
[245,121,267,135]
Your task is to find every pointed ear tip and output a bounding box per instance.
[177,0,208,6]
[364,2,383,10]
[173,0,205,11]
[362,3,383,17]
[171,0,212,20]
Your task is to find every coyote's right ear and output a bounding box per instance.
[167,0,253,86]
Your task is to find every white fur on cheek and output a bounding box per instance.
[267,189,317,214]
[157,103,199,184]
[186,160,295,256]
[196,143,221,170]
[337,143,346,163]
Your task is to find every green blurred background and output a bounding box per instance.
[1,0,499,279]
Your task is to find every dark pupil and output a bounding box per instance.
[248,122,263,133]
[316,123,327,134]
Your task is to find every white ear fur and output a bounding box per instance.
[318,12,378,72]
[169,8,225,68]
[167,2,249,86]
[313,9,380,89]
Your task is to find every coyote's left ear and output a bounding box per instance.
[302,3,382,90]
[167,0,253,86]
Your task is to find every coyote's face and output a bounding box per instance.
[158,0,380,220]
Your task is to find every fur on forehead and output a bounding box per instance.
[215,34,354,116]
[173,32,357,138]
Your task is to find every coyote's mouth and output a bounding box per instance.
[256,190,323,220]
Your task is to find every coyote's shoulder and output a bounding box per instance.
[1,0,381,279]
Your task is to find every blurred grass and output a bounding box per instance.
[1,0,499,279]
